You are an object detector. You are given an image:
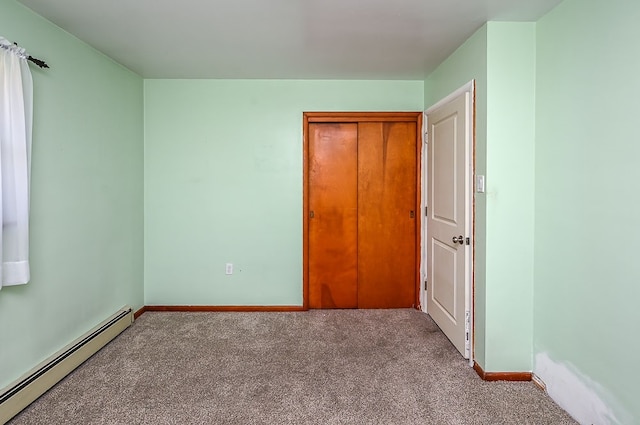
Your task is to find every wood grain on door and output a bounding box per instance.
[304,112,421,309]
[308,123,358,308]
[357,122,417,308]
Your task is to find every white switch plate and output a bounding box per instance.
[225,263,233,275]
[476,175,486,193]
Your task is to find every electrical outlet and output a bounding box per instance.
[225,263,233,275]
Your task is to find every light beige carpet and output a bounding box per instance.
[10,309,577,424]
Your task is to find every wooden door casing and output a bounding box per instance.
[303,112,422,310]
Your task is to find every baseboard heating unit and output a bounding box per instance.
[0,306,134,424]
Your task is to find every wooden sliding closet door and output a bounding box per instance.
[357,122,417,308]
[304,112,421,310]
[308,123,358,308]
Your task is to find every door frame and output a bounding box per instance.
[303,112,423,309]
[422,81,476,365]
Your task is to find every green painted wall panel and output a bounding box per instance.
[0,0,144,388]
[424,25,488,368]
[144,79,423,305]
[425,22,536,372]
[5,0,635,420]
[484,22,536,372]
[534,0,640,422]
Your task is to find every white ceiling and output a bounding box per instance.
[18,0,562,79]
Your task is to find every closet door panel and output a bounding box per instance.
[357,122,417,308]
[308,123,358,308]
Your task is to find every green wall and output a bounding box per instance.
[424,23,536,372]
[424,25,489,368]
[0,0,144,388]
[534,0,640,422]
[4,0,637,421]
[484,22,536,372]
[144,80,423,305]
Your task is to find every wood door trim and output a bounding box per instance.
[414,112,423,309]
[303,112,423,309]
[303,114,310,309]
[305,112,420,123]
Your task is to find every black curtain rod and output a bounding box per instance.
[27,55,49,69]
[12,42,49,69]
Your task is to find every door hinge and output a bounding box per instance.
[424,280,428,290]
[425,206,428,216]
[465,237,470,245]
[465,310,471,351]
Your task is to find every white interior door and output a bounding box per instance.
[425,84,473,359]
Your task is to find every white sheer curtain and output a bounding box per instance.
[0,37,33,288]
